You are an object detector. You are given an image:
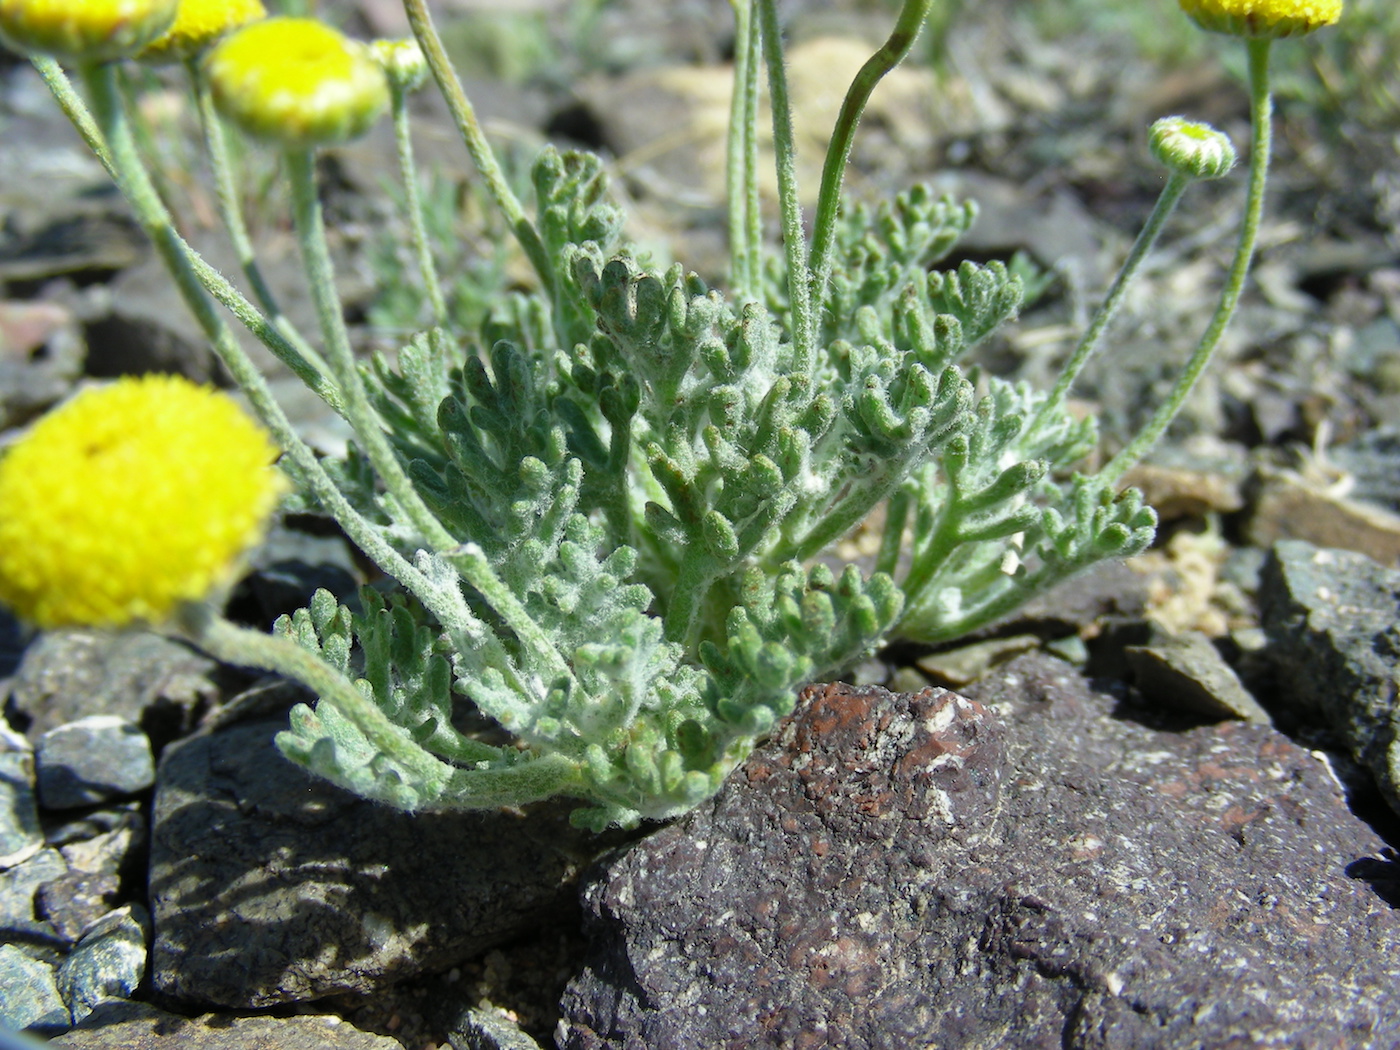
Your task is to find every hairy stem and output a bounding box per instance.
[725,0,763,301]
[400,0,556,301]
[389,81,449,327]
[808,0,934,308]
[1103,38,1274,483]
[1032,172,1190,435]
[756,0,814,371]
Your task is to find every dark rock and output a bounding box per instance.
[1331,425,1400,513]
[1,846,67,945]
[0,723,43,868]
[36,870,121,945]
[50,1001,404,1049]
[150,718,612,1007]
[559,655,1400,1049]
[449,1006,547,1050]
[1124,628,1271,724]
[5,629,221,744]
[0,942,68,1031]
[1258,539,1400,813]
[36,716,155,810]
[55,904,149,1023]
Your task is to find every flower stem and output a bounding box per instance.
[725,0,763,301]
[75,62,464,636]
[1103,38,1274,483]
[400,0,555,301]
[807,0,933,308]
[389,81,449,327]
[756,0,814,372]
[283,147,456,552]
[1032,172,1190,435]
[188,59,333,381]
[31,55,113,176]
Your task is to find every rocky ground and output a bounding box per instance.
[2,0,1400,1047]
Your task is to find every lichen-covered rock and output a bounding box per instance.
[559,654,1400,1049]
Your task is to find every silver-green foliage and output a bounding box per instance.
[275,148,1153,829]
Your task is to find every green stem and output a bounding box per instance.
[756,0,814,372]
[189,60,334,381]
[390,82,449,327]
[284,148,456,552]
[75,62,464,636]
[725,0,763,301]
[808,0,933,308]
[400,0,555,298]
[41,59,341,409]
[1032,172,1190,435]
[32,55,113,176]
[1103,38,1274,483]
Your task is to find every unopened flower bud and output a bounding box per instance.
[370,38,427,92]
[0,0,178,62]
[1149,117,1237,180]
[1178,0,1342,39]
[204,17,389,148]
[139,0,266,63]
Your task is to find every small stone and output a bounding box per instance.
[0,943,69,1031]
[51,1002,405,1048]
[0,299,85,430]
[1125,629,1272,724]
[0,846,68,941]
[916,633,1042,686]
[6,629,220,742]
[449,1006,546,1050]
[36,870,121,945]
[36,717,155,810]
[55,904,149,1024]
[54,809,145,878]
[0,722,43,868]
[1120,460,1244,522]
[1245,463,1400,568]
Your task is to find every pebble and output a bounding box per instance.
[0,943,69,1031]
[0,721,43,869]
[55,904,150,1024]
[35,717,155,811]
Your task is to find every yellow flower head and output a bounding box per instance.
[138,0,265,63]
[204,17,389,148]
[1178,0,1342,38]
[0,374,286,629]
[0,0,178,62]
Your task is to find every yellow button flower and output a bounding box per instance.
[138,0,266,63]
[1178,0,1342,38]
[0,0,178,62]
[204,17,389,148]
[0,374,286,629]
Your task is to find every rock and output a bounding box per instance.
[0,299,85,429]
[1245,462,1400,568]
[36,716,156,810]
[0,942,68,1031]
[915,633,1042,686]
[1124,628,1272,724]
[1118,459,1245,523]
[5,629,221,743]
[51,1002,405,1049]
[150,718,615,1007]
[559,656,1400,1049]
[1,846,67,943]
[0,721,43,868]
[36,871,122,946]
[55,808,146,880]
[449,1006,547,1050]
[55,904,149,1024]
[1330,425,1400,513]
[1257,540,1400,814]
